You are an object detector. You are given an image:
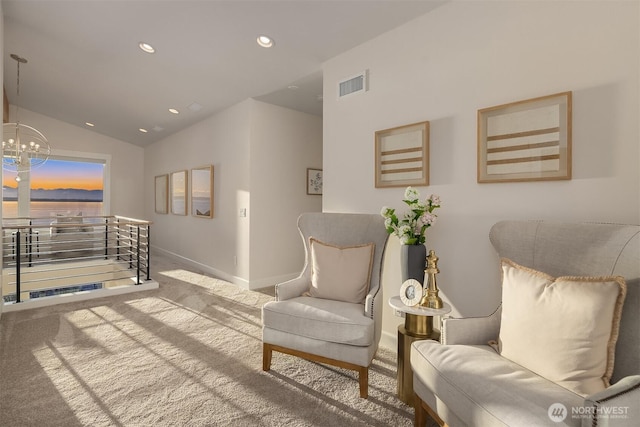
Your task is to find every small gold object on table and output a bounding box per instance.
[420,249,443,309]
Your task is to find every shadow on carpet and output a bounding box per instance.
[0,254,437,426]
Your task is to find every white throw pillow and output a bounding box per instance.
[499,258,626,396]
[307,238,374,304]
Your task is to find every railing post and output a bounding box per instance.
[115,218,120,261]
[15,230,21,303]
[28,220,33,267]
[104,218,109,260]
[146,225,151,281]
[136,226,141,285]
[128,225,133,269]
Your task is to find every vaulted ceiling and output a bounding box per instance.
[3,0,444,147]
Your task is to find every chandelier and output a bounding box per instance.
[2,54,50,180]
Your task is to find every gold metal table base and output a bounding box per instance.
[397,313,440,405]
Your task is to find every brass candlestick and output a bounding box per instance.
[420,249,443,309]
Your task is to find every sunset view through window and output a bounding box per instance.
[2,158,105,218]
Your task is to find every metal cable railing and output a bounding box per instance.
[2,215,151,304]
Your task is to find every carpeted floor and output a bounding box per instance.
[0,253,434,426]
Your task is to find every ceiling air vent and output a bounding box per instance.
[338,70,368,98]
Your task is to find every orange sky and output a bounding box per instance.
[3,160,104,190]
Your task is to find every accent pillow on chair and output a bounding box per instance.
[306,237,374,304]
[498,258,627,396]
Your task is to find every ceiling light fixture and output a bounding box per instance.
[2,54,51,179]
[169,108,179,114]
[139,42,155,54]
[139,128,148,133]
[85,122,95,127]
[257,35,274,48]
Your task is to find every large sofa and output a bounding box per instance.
[411,220,639,427]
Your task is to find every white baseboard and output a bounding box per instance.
[152,245,248,287]
[379,330,398,352]
[151,246,298,290]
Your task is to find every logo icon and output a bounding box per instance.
[548,403,567,423]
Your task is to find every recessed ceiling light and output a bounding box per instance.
[257,35,274,48]
[169,108,179,114]
[139,42,155,54]
[85,122,95,127]
[139,128,148,133]
[287,85,299,90]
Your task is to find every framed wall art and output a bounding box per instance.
[170,170,188,215]
[307,168,323,195]
[154,174,168,214]
[191,165,214,218]
[375,121,429,188]
[477,91,572,183]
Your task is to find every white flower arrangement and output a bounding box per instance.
[380,186,441,245]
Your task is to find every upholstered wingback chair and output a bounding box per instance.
[412,221,639,427]
[262,213,389,398]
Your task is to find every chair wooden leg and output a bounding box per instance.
[414,393,447,427]
[358,366,368,398]
[264,343,369,398]
[262,343,272,371]
[414,393,427,427]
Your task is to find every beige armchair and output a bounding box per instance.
[412,221,639,427]
[261,213,389,398]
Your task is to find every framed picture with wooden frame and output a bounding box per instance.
[375,121,429,188]
[477,91,572,183]
[191,165,214,218]
[154,174,168,214]
[170,170,188,215]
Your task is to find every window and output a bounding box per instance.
[2,156,105,219]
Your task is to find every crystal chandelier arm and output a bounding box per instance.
[2,54,50,175]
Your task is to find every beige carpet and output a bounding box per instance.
[0,253,433,426]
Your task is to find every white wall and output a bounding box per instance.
[322,1,640,348]
[249,101,323,286]
[144,100,252,283]
[144,99,322,288]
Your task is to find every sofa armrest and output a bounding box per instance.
[275,276,310,301]
[441,305,501,345]
[581,375,640,427]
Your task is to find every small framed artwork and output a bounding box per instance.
[307,168,323,195]
[170,170,188,215]
[477,91,572,183]
[191,165,214,218]
[154,174,168,214]
[375,121,430,188]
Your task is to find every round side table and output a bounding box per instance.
[388,295,451,405]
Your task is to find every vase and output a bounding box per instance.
[400,244,427,285]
